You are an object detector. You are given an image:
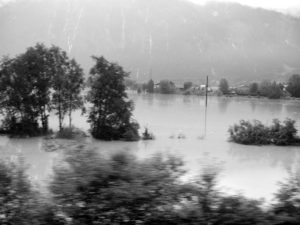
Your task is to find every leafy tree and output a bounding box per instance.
[147,79,154,93]
[259,80,283,99]
[0,44,54,136]
[159,80,176,94]
[86,56,139,141]
[219,78,229,94]
[184,81,193,90]
[286,74,300,97]
[249,82,259,95]
[50,47,84,130]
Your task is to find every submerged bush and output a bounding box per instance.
[142,127,155,140]
[55,126,87,139]
[229,118,300,145]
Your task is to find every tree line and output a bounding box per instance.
[0,43,138,140]
[1,145,300,225]
[127,75,300,99]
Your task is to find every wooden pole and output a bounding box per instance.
[204,76,208,137]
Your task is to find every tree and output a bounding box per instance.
[0,43,54,136]
[50,46,84,130]
[249,82,258,95]
[286,74,300,97]
[86,56,139,141]
[159,80,176,94]
[219,78,229,94]
[183,81,193,90]
[64,59,85,128]
[259,80,283,99]
[147,79,154,93]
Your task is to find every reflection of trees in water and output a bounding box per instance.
[157,94,177,107]
[183,95,192,104]
[228,143,298,170]
[217,97,231,114]
[250,101,256,112]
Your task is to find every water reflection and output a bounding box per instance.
[217,97,231,114]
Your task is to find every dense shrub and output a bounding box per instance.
[55,126,87,139]
[229,118,300,145]
[142,127,155,140]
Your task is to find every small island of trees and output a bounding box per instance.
[0,43,140,141]
[229,118,300,145]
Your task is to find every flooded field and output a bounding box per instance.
[1,93,300,202]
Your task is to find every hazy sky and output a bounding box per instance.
[1,0,300,15]
[187,0,300,12]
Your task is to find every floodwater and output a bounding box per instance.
[1,93,300,202]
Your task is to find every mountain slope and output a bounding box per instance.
[1,0,300,83]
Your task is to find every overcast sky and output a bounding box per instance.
[187,0,300,14]
[1,0,300,15]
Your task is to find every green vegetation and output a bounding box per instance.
[86,56,140,141]
[219,78,229,94]
[2,146,300,224]
[55,126,87,139]
[229,118,300,145]
[0,44,141,141]
[50,46,85,131]
[142,127,155,140]
[286,74,300,98]
[258,80,284,99]
[159,79,176,94]
[249,82,259,95]
[146,79,155,93]
[0,43,84,137]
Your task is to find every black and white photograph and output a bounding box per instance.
[0,0,300,224]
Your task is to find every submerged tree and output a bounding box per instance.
[50,47,84,130]
[219,78,229,94]
[0,43,84,136]
[159,79,176,94]
[0,44,53,136]
[87,56,139,141]
[286,74,300,98]
[147,79,155,93]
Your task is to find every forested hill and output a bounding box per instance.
[1,0,300,83]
